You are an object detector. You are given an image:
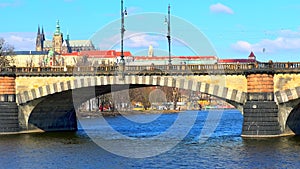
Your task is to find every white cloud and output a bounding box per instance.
[210,3,234,14]
[98,32,161,50]
[278,29,300,38]
[232,29,300,54]
[232,41,252,52]
[0,32,35,51]
[125,34,160,48]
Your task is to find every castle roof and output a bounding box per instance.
[78,50,132,58]
[68,40,94,47]
[43,40,94,48]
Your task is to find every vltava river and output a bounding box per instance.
[0,110,300,169]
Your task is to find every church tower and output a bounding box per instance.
[148,45,154,57]
[52,20,63,54]
[35,25,45,51]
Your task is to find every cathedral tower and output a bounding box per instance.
[35,25,45,51]
[52,20,63,54]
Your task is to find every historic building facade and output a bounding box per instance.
[35,20,95,54]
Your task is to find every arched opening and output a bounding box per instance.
[28,90,77,131]
[27,85,153,131]
[27,83,242,134]
[286,103,300,135]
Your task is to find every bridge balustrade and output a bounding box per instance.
[273,62,300,69]
[0,67,15,73]
[1,61,300,75]
[155,65,168,70]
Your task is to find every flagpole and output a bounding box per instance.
[119,0,127,79]
[166,4,172,70]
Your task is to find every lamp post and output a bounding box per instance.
[165,4,172,70]
[119,0,127,78]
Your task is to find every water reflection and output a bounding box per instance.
[0,110,300,168]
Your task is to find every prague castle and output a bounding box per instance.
[35,20,95,54]
[11,20,254,68]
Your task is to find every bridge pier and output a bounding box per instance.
[242,71,281,137]
[0,72,19,132]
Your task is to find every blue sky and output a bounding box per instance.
[1,0,300,62]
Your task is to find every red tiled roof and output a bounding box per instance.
[133,56,217,60]
[115,51,132,57]
[79,50,115,56]
[218,59,256,63]
[61,52,79,56]
[76,50,132,58]
[62,50,219,61]
[248,51,256,58]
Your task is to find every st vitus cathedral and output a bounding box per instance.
[35,20,95,54]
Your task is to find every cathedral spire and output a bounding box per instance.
[36,25,44,51]
[41,26,45,41]
[55,20,61,35]
[37,25,40,35]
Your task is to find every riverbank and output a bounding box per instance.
[0,129,44,135]
[77,108,236,118]
[77,109,181,118]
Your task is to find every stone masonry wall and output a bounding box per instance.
[242,72,281,136]
[274,74,300,91]
[16,76,75,93]
[247,74,274,93]
[0,75,19,132]
[0,76,16,101]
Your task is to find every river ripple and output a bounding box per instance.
[0,110,300,169]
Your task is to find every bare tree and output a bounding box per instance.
[0,38,14,69]
[129,87,157,109]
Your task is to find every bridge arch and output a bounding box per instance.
[17,75,247,131]
[17,76,246,105]
[275,87,300,135]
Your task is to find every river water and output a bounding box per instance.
[1,110,300,169]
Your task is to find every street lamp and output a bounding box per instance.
[165,4,172,69]
[119,0,127,78]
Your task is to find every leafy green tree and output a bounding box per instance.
[0,38,14,69]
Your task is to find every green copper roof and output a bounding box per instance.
[55,20,61,35]
[66,33,70,41]
[48,49,54,57]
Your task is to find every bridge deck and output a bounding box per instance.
[0,62,299,76]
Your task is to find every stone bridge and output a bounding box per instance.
[1,62,300,137]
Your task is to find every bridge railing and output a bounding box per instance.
[11,65,119,74]
[1,62,300,75]
[272,62,300,69]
